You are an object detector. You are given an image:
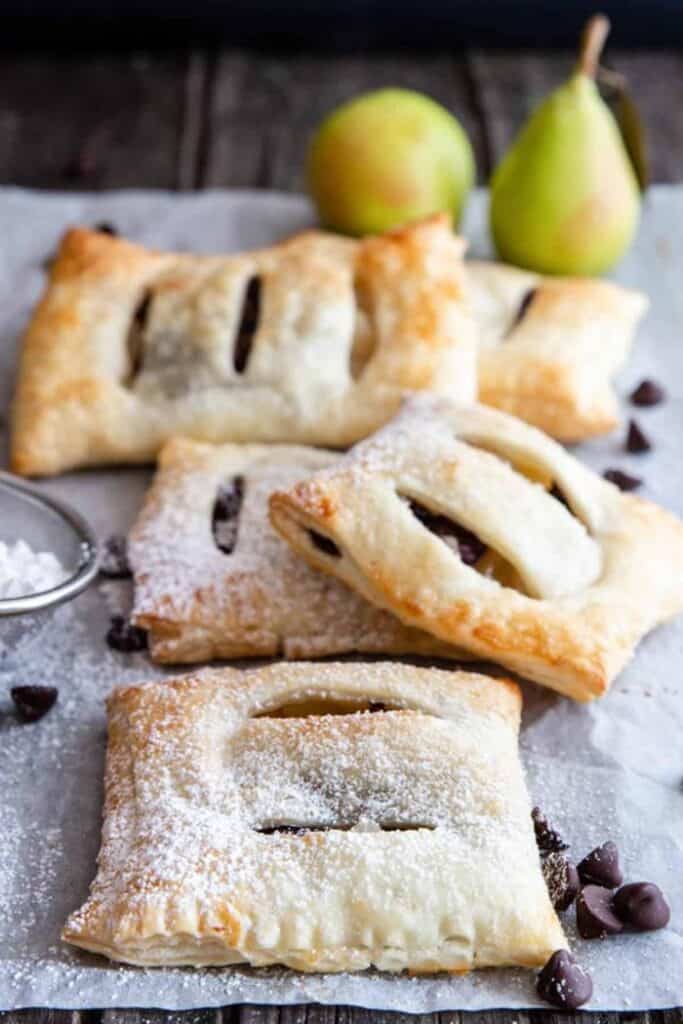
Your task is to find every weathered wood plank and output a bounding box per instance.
[0,54,190,190]
[202,52,488,191]
[467,49,683,183]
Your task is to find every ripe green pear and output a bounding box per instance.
[307,88,475,236]
[490,17,641,276]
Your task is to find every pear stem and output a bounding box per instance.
[577,14,610,79]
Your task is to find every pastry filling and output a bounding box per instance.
[255,821,434,834]
[256,697,397,718]
[404,497,486,566]
[212,477,244,554]
[233,276,261,374]
[505,287,537,337]
[308,529,342,558]
[126,290,152,382]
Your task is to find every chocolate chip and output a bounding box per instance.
[94,222,118,236]
[308,529,342,558]
[106,615,148,653]
[532,806,569,854]
[99,535,132,579]
[577,884,624,939]
[10,685,58,723]
[577,840,623,888]
[603,468,642,492]
[626,419,651,454]
[613,882,670,931]
[407,498,486,566]
[542,853,581,911]
[536,949,593,1010]
[630,379,665,407]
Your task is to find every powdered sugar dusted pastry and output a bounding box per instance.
[11,216,476,476]
[130,437,457,662]
[467,261,648,441]
[62,662,565,971]
[270,395,683,701]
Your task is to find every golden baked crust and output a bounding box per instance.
[269,396,683,701]
[130,437,458,662]
[62,661,564,971]
[11,217,475,476]
[468,261,648,441]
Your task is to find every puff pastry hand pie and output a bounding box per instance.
[270,396,683,701]
[11,216,475,476]
[62,662,565,972]
[130,437,457,662]
[467,261,648,441]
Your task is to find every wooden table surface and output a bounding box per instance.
[1,44,681,1024]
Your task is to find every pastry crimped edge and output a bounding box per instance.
[62,662,565,972]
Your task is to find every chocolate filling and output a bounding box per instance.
[127,290,151,381]
[505,287,537,337]
[308,529,341,558]
[212,477,244,554]
[255,822,434,835]
[233,276,261,374]
[406,498,486,566]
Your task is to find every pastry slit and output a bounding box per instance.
[126,291,152,383]
[401,494,528,593]
[308,528,341,558]
[233,276,261,374]
[349,275,377,379]
[255,822,436,834]
[504,287,537,339]
[212,476,244,554]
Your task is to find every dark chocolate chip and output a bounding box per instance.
[532,806,569,854]
[630,379,666,407]
[536,949,593,1010]
[106,615,148,653]
[577,840,623,888]
[308,529,342,558]
[10,685,58,723]
[626,419,651,454]
[407,498,486,566]
[94,222,118,236]
[99,535,132,579]
[576,884,624,939]
[603,468,642,492]
[542,853,581,911]
[613,882,671,931]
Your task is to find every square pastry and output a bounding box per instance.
[129,437,456,662]
[467,261,648,441]
[270,395,683,701]
[62,661,565,971]
[11,215,475,476]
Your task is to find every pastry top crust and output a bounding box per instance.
[62,661,564,973]
[269,395,683,701]
[467,260,648,441]
[11,216,476,476]
[130,437,457,662]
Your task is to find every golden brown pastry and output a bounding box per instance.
[11,216,475,476]
[62,661,565,971]
[270,395,683,701]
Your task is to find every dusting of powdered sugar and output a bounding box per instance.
[0,539,68,599]
[129,444,451,660]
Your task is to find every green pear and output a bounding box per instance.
[307,88,475,236]
[490,16,641,276]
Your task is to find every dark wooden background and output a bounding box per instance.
[1,44,681,1024]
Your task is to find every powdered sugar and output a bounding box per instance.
[0,539,68,599]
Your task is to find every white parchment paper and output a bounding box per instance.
[0,187,681,1012]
